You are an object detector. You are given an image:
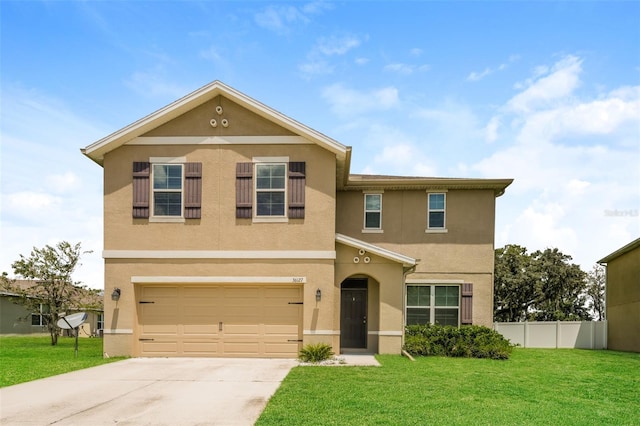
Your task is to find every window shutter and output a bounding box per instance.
[461,283,473,325]
[132,162,150,218]
[288,162,305,219]
[236,162,253,218]
[184,162,202,219]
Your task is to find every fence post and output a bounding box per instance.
[524,321,528,348]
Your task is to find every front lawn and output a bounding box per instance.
[0,336,124,387]
[257,349,639,425]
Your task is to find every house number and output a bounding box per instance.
[292,277,304,283]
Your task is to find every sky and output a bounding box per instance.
[1,1,639,289]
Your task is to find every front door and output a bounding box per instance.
[340,279,368,349]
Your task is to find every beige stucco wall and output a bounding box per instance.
[103,143,336,252]
[336,188,497,327]
[606,246,640,352]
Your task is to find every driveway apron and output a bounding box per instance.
[0,357,296,425]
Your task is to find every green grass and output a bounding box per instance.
[0,335,125,387]
[257,349,640,425]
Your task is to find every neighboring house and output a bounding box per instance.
[598,238,640,353]
[82,81,512,358]
[0,280,104,337]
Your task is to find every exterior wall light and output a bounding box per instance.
[316,288,322,302]
[111,288,121,301]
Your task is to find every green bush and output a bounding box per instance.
[298,343,335,363]
[403,324,513,360]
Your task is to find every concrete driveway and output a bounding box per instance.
[0,357,296,425]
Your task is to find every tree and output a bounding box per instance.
[0,242,97,345]
[494,245,538,322]
[585,264,606,321]
[530,248,589,321]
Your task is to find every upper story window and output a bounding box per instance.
[132,159,202,221]
[427,192,446,231]
[363,193,382,231]
[236,158,306,222]
[153,164,183,217]
[255,163,286,217]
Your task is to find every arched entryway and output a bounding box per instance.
[340,278,368,350]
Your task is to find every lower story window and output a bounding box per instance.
[406,285,460,327]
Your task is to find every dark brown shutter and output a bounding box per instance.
[132,162,150,218]
[184,162,202,219]
[236,162,253,218]
[288,162,305,219]
[461,283,473,325]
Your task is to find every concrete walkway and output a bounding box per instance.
[1,355,380,425]
[0,358,296,425]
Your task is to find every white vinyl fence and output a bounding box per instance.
[493,321,607,349]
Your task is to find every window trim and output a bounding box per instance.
[252,157,289,222]
[363,192,383,232]
[405,284,461,327]
[426,192,447,232]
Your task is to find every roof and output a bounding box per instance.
[597,237,640,264]
[81,80,349,166]
[1,279,103,310]
[82,80,512,194]
[336,233,417,267]
[344,174,513,197]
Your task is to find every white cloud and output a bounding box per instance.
[467,56,517,82]
[299,34,366,76]
[254,5,309,34]
[0,86,106,288]
[507,55,582,113]
[384,63,430,75]
[316,35,361,56]
[473,54,640,268]
[321,84,399,116]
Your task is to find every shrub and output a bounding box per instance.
[403,324,513,360]
[299,343,335,363]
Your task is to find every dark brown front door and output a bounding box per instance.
[340,279,368,349]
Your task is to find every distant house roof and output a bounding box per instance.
[1,279,103,311]
[598,237,640,264]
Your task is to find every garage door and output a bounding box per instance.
[136,285,303,358]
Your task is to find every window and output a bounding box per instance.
[97,313,104,331]
[236,160,306,220]
[255,163,286,217]
[31,304,47,326]
[427,193,446,229]
[153,164,183,216]
[406,285,460,327]
[132,160,201,219]
[364,193,382,230]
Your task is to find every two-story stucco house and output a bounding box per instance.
[82,81,512,358]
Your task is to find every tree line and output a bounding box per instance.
[494,244,605,322]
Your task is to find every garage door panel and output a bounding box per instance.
[137,284,302,357]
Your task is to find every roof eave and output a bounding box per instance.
[597,237,640,264]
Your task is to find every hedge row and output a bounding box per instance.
[403,324,514,360]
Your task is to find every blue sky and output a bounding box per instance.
[1,1,639,289]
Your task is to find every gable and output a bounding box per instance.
[82,80,348,167]
[143,96,297,138]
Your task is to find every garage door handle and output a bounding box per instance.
[219,322,223,331]
[139,338,154,341]
[288,339,303,342]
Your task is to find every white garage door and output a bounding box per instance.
[136,285,303,358]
